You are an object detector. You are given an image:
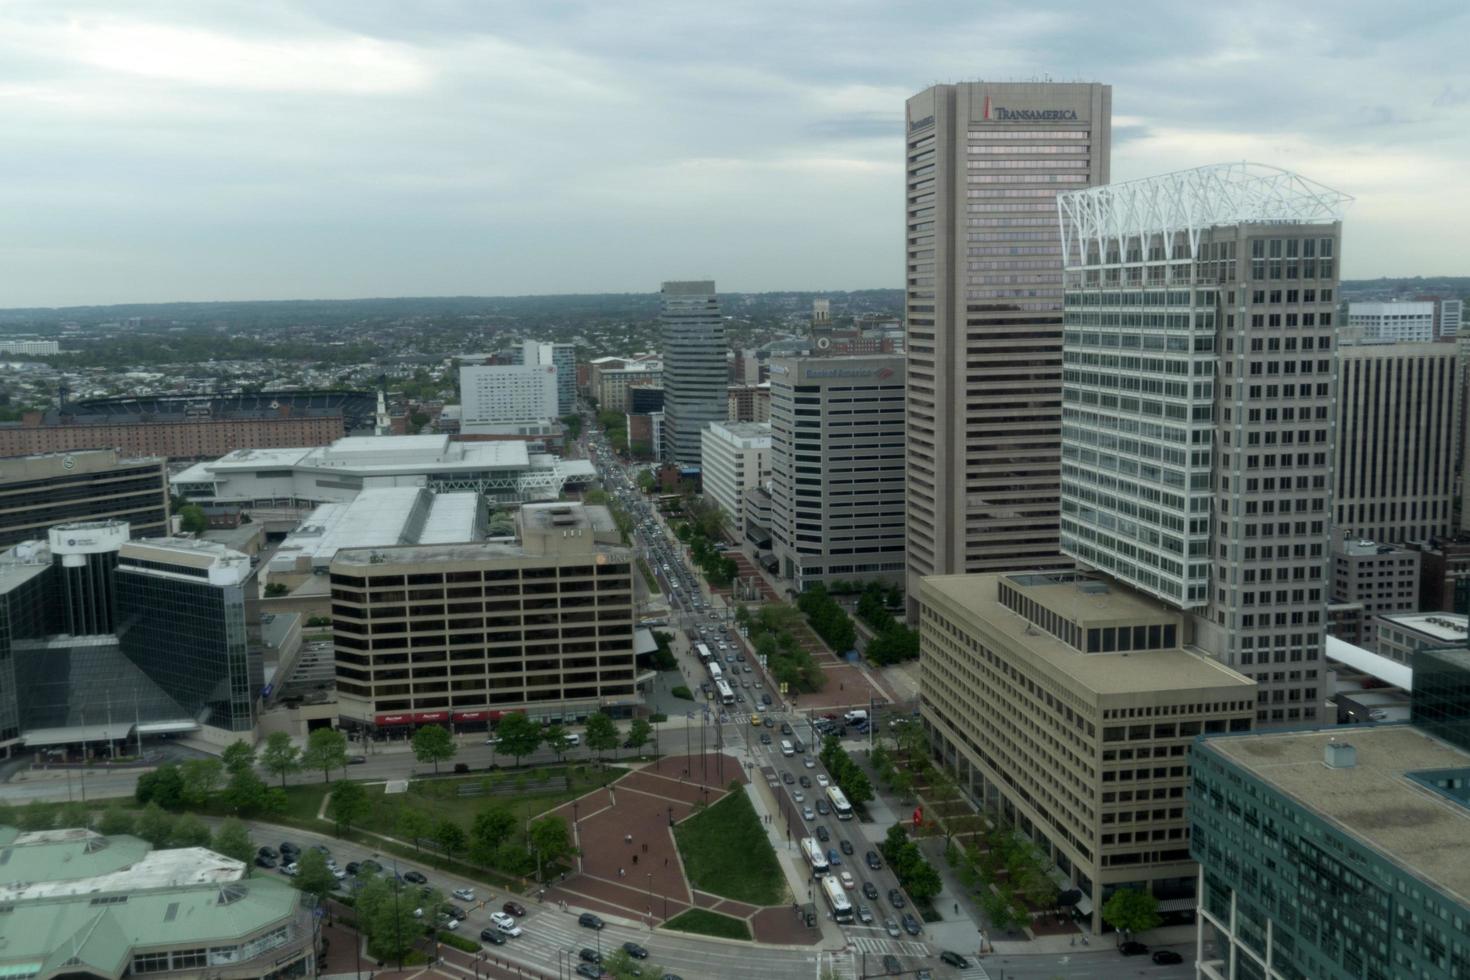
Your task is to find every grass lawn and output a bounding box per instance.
[298,765,622,841]
[673,789,787,906]
[662,908,751,941]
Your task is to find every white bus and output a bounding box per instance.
[708,662,724,682]
[800,837,829,877]
[694,643,714,665]
[821,874,853,923]
[714,678,736,706]
[826,786,853,821]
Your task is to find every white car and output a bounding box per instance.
[331,868,347,880]
[816,775,830,787]
[802,806,815,821]
[452,888,475,902]
[793,791,805,803]
[840,871,855,889]
[804,756,817,768]
[490,911,521,936]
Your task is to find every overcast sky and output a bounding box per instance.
[3,0,1467,307]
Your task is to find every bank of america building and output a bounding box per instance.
[1057,164,1351,725]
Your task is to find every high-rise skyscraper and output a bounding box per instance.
[660,281,726,466]
[1335,341,1459,543]
[1057,163,1352,725]
[903,82,1112,614]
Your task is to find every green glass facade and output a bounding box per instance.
[1191,733,1470,980]
[1412,647,1470,753]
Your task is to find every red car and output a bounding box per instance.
[503,901,527,917]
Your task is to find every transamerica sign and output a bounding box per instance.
[981,94,1079,122]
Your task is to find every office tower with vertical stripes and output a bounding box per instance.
[660,281,727,467]
[903,82,1111,615]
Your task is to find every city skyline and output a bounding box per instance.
[2,0,1466,307]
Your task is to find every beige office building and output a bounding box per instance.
[0,449,169,548]
[330,502,637,731]
[919,571,1254,931]
[903,82,1111,614]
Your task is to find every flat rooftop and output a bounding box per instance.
[333,538,631,567]
[922,574,1251,697]
[1379,613,1469,644]
[1001,571,1180,626]
[0,831,242,901]
[1202,725,1470,907]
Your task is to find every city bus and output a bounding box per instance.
[821,874,853,923]
[800,837,830,878]
[694,643,714,665]
[826,786,853,821]
[708,662,724,683]
[714,678,736,706]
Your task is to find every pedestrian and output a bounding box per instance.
[664,857,669,867]
[633,854,638,866]
[642,842,648,853]
[619,867,625,878]
[626,833,633,844]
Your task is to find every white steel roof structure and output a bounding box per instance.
[1057,162,1353,266]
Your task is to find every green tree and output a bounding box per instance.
[260,731,301,789]
[134,762,184,808]
[542,724,572,763]
[302,728,348,783]
[840,765,874,807]
[179,503,207,534]
[434,819,468,865]
[411,724,457,774]
[264,582,290,597]
[56,801,91,830]
[528,814,573,871]
[136,802,176,847]
[224,767,270,816]
[221,739,257,778]
[327,781,371,837]
[470,805,517,865]
[97,806,135,836]
[625,718,653,754]
[905,857,944,903]
[171,812,213,848]
[493,713,542,767]
[1101,887,1161,941]
[980,886,1030,934]
[881,822,911,866]
[293,849,336,903]
[180,758,225,807]
[357,875,420,964]
[397,808,434,852]
[212,818,255,864]
[584,712,619,763]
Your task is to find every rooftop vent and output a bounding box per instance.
[1324,740,1357,769]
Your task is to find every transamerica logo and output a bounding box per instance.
[982,94,1079,122]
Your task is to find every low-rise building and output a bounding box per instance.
[699,422,771,526]
[171,434,594,509]
[919,571,1256,932]
[1346,300,1436,342]
[0,449,169,548]
[1332,538,1421,648]
[330,502,637,732]
[1377,612,1469,664]
[0,827,314,980]
[1192,711,1470,979]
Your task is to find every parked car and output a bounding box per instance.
[578,912,605,930]
[453,763,470,773]
[579,949,602,964]
[257,846,279,860]
[478,928,506,946]
[402,870,427,884]
[574,964,601,979]
[1152,950,1183,965]
[622,942,649,959]
[452,888,475,902]
[901,913,922,936]
[1120,941,1149,956]
[254,855,277,869]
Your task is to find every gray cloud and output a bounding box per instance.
[0,0,1466,305]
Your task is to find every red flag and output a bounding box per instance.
[913,806,923,827]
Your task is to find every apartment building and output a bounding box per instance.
[330,502,636,731]
[1331,538,1420,648]
[919,571,1255,930]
